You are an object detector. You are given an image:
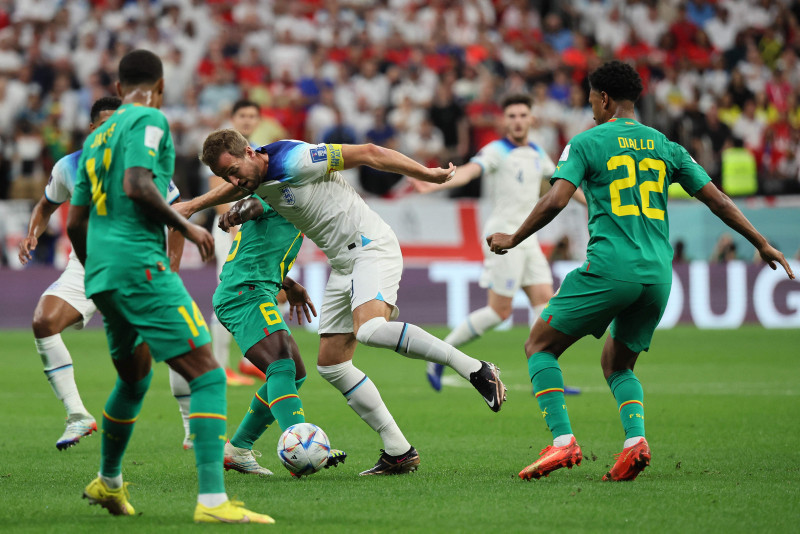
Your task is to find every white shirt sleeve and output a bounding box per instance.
[43,156,71,204]
[284,142,343,185]
[166,180,180,204]
[469,142,501,177]
[537,145,557,177]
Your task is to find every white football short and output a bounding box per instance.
[41,256,96,329]
[479,240,553,298]
[318,233,402,334]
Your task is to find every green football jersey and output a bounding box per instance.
[72,103,176,296]
[214,197,304,303]
[552,118,710,284]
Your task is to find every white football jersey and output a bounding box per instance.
[252,141,392,271]
[471,138,556,244]
[45,149,181,260]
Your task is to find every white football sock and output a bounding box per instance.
[553,433,574,447]
[36,334,90,417]
[357,318,482,380]
[444,306,503,347]
[317,361,410,456]
[168,368,192,438]
[624,436,645,449]
[99,472,122,490]
[198,493,228,508]
[211,318,231,369]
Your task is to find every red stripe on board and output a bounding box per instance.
[399,202,483,261]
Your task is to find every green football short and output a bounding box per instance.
[541,269,671,353]
[91,270,211,361]
[213,286,291,354]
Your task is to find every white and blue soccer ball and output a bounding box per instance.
[277,423,331,476]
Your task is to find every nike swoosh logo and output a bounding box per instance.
[486,397,496,408]
[534,450,562,468]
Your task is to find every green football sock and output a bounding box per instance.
[529,352,573,439]
[265,358,305,430]
[230,372,307,449]
[100,369,153,478]
[607,370,645,440]
[189,368,227,495]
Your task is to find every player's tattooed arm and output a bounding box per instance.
[340,144,456,184]
[694,183,794,279]
[218,197,264,232]
[19,196,60,265]
[124,167,215,262]
[281,276,317,325]
[487,178,577,255]
[66,204,90,265]
[175,182,247,219]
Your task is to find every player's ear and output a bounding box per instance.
[155,78,165,95]
[115,81,123,98]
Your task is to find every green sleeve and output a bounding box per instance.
[122,110,170,172]
[551,136,588,189]
[71,153,91,206]
[672,143,711,196]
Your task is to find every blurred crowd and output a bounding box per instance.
[2,0,800,201]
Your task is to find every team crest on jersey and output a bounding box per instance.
[309,146,327,163]
[281,186,295,205]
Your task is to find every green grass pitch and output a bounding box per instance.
[0,326,798,533]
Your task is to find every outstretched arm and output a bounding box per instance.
[340,143,455,184]
[694,183,794,278]
[124,167,215,262]
[412,162,482,193]
[19,196,60,265]
[487,178,577,254]
[174,182,247,219]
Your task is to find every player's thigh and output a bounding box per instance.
[116,273,212,362]
[318,269,355,335]
[610,282,672,353]
[39,257,97,330]
[543,270,641,341]
[91,290,140,361]
[215,288,291,363]
[33,295,85,335]
[479,245,526,298]
[350,237,403,320]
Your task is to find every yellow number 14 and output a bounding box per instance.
[607,155,666,220]
[178,301,208,338]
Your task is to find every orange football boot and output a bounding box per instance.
[238,359,266,381]
[603,438,651,481]
[225,367,255,386]
[519,436,582,480]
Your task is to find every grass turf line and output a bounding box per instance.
[0,326,798,533]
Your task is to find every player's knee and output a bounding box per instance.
[354,316,387,346]
[524,338,538,358]
[489,302,513,321]
[32,313,60,338]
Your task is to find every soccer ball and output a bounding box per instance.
[277,423,331,476]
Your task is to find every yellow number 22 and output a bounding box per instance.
[606,155,666,220]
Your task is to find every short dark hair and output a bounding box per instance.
[118,49,163,87]
[588,60,643,103]
[232,99,261,116]
[90,96,122,123]
[501,93,532,110]
[201,129,249,170]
